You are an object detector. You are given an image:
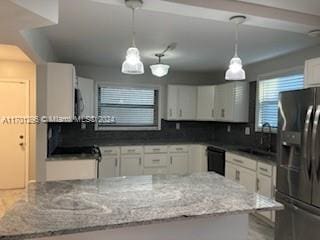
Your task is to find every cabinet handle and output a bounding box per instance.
[221,109,225,118]
[235,170,240,181]
[257,178,260,192]
[233,159,244,164]
[128,149,136,153]
[152,159,161,162]
[179,109,182,117]
[115,158,118,167]
[153,148,160,151]
[170,156,173,165]
[139,157,142,165]
[104,150,113,153]
[259,167,269,173]
[211,109,214,118]
[169,109,172,117]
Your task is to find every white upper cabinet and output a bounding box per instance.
[166,85,197,120]
[196,86,215,121]
[214,82,249,123]
[304,58,320,88]
[77,77,94,117]
[47,63,76,121]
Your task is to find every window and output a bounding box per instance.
[96,84,160,130]
[256,73,304,131]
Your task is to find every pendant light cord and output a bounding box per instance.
[131,8,136,47]
[234,23,239,57]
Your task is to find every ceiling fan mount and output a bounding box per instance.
[125,0,143,10]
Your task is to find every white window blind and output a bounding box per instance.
[256,74,304,129]
[96,85,160,130]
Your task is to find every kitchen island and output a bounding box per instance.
[0,173,282,240]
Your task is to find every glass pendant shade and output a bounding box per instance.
[150,64,170,77]
[122,47,144,74]
[225,56,246,80]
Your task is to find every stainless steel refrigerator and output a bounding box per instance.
[276,88,320,240]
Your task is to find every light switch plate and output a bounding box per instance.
[245,127,251,136]
[227,125,231,132]
[176,123,180,130]
[81,123,86,130]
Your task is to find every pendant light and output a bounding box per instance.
[150,53,170,78]
[122,0,144,75]
[225,16,246,81]
[150,43,176,78]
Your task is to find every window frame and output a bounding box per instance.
[255,66,304,133]
[95,82,162,131]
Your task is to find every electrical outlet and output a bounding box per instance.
[227,125,231,132]
[245,127,251,136]
[176,123,180,130]
[81,123,87,130]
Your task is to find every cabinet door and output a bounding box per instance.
[167,85,178,120]
[238,167,256,193]
[225,162,237,181]
[100,156,119,178]
[169,153,189,175]
[214,84,226,121]
[47,63,75,121]
[120,155,143,176]
[197,86,215,120]
[257,173,273,220]
[221,83,234,121]
[77,77,94,117]
[305,58,320,88]
[178,86,197,120]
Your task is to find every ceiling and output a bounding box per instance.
[39,0,320,72]
[237,0,320,16]
[0,45,32,62]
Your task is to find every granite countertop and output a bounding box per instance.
[0,173,282,239]
[46,154,98,161]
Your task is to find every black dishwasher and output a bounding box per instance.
[207,146,225,176]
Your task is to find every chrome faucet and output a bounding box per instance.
[261,122,272,152]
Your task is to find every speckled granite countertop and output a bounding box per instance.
[0,173,282,239]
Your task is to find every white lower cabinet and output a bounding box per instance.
[225,162,256,193]
[225,152,276,223]
[100,147,120,178]
[120,155,143,176]
[169,153,189,175]
[46,159,97,181]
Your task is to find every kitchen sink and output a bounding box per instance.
[236,148,275,158]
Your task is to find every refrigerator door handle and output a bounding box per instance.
[312,105,320,181]
[304,105,314,179]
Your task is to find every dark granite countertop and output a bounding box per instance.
[0,173,282,239]
[46,154,98,161]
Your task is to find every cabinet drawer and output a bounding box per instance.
[226,152,257,171]
[100,147,119,155]
[143,167,168,175]
[168,145,189,153]
[144,145,168,154]
[121,146,143,155]
[257,162,273,177]
[144,154,168,167]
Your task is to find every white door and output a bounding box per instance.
[238,167,256,193]
[197,86,215,120]
[77,77,94,117]
[257,173,273,220]
[178,86,197,120]
[120,155,143,176]
[100,156,120,178]
[167,85,178,120]
[0,80,28,189]
[169,153,189,175]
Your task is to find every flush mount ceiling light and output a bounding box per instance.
[121,0,144,75]
[150,53,170,78]
[225,15,246,81]
[150,43,176,78]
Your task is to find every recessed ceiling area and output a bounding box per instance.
[38,0,320,72]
